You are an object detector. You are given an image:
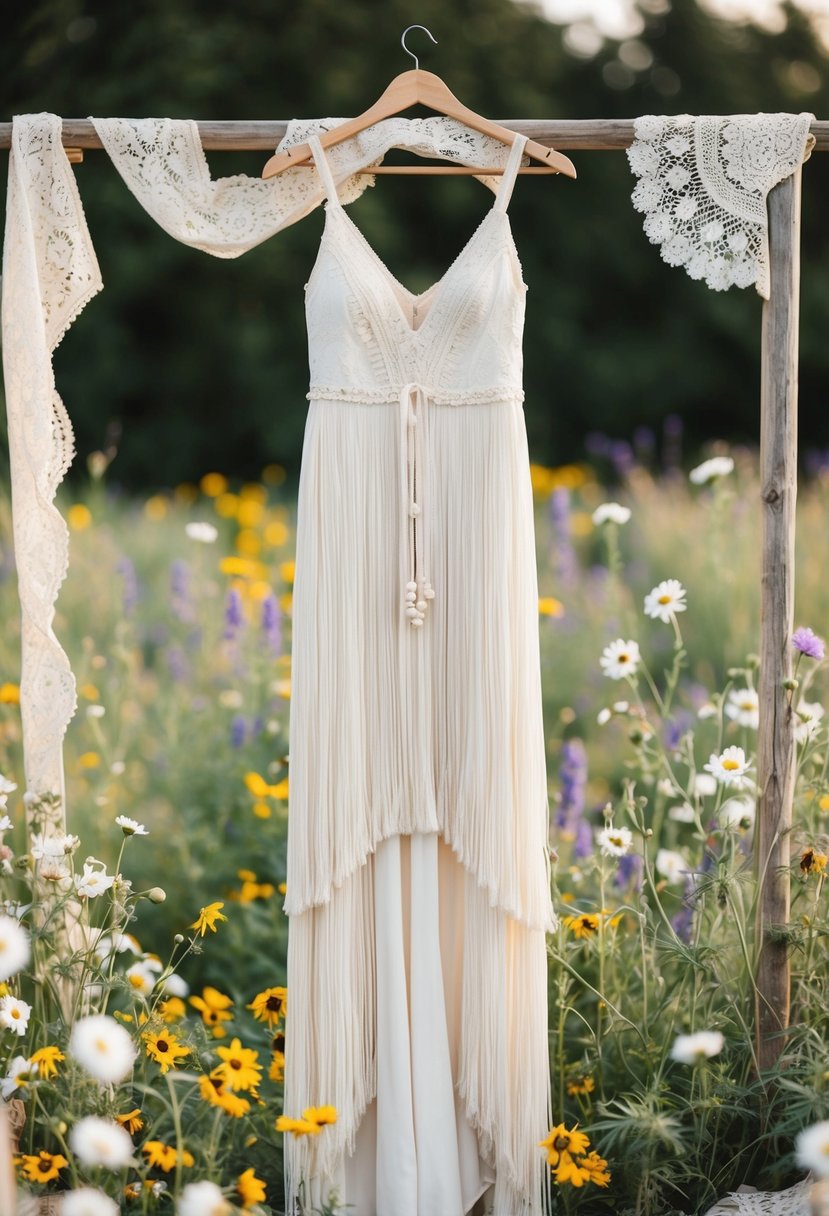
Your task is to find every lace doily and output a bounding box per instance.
[704,1178,814,1215]
[627,112,814,297]
[90,116,519,258]
[1,113,102,822]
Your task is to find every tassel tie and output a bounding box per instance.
[399,382,435,629]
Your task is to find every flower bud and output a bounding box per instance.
[174,933,185,944]
[148,887,166,904]
[783,678,799,691]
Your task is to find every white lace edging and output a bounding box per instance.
[307,384,525,406]
[627,112,815,297]
[1,113,103,820]
[703,1177,814,1215]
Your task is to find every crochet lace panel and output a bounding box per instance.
[703,1178,814,1215]
[1,113,103,817]
[627,112,814,298]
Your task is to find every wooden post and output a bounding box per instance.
[755,167,802,1069]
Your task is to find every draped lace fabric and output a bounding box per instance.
[627,112,814,297]
[703,1179,814,1215]
[1,113,102,814]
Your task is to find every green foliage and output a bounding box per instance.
[3,0,829,486]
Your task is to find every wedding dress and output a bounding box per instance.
[283,131,556,1216]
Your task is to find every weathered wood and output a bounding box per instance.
[755,168,801,1070]
[1,117,828,152]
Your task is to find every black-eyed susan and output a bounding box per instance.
[247,986,287,1029]
[538,1122,590,1168]
[562,913,601,940]
[800,848,828,875]
[566,1075,595,1097]
[143,1030,191,1073]
[17,1150,68,1183]
[189,902,227,936]
[215,1038,262,1092]
[115,1108,144,1135]
[28,1045,64,1079]
[199,1070,251,1118]
[580,1151,611,1186]
[303,1105,337,1126]
[237,1167,267,1208]
[275,1115,323,1137]
[190,987,234,1036]
[158,996,187,1024]
[142,1141,194,1173]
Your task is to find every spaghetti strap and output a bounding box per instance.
[494,133,528,213]
[308,134,341,208]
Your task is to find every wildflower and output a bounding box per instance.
[237,1166,267,1208]
[31,831,80,858]
[655,849,687,884]
[538,1122,591,1168]
[143,1030,191,1073]
[668,803,696,823]
[190,986,234,1035]
[142,1141,194,1172]
[18,1149,68,1183]
[0,773,17,794]
[201,472,228,497]
[795,701,825,744]
[115,1109,144,1135]
[693,772,718,797]
[689,455,734,484]
[29,1045,64,1079]
[303,1105,337,1126]
[0,914,30,981]
[800,849,828,875]
[795,1120,829,1177]
[563,913,600,939]
[215,1037,262,1092]
[643,579,687,623]
[718,797,756,830]
[75,861,115,899]
[69,1116,135,1168]
[199,1070,251,1117]
[592,502,631,526]
[158,996,187,1023]
[115,815,149,836]
[555,1154,592,1186]
[0,995,31,1035]
[725,688,759,729]
[62,1189,119,1215]
[69,1014,136,1084]
[159,971,187,997]
[0,684,20,704]
[178,1180,232,1216]
[190,901,227,936]
[580,1151,611,1186]
[2,1055,37,1097]
[125,961,158,997]
[670,1030,725,1063]
[185,521,218,543]
[596,826,633,857]
[703,745,752,787]
[567,1076,595,1096]
[248,986,287,1028]
[599,639,641,680]
[276,1115,324,1137]
[792,626,825,660]
[270,1048,285,1083]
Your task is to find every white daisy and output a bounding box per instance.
[725,688,759,730]
[655,848,687,884]
[668,803,696,823]
[689,455,734,485]
[600,638,641,681]
[159,972,189,998]
[643,579,687,623]
[669,1030,725,1063]
[177,1181,232,1216]
[597,826,633,857]
[86,704,106,719]
[69,1014,136,1084]
[697,702,718,720]
[0,994,32,1036]
[693,772,718,797]
[795,700,825,744]
[0,775,16,796]
[61,1189,120,1216]
[592,502,631,526]
[0,1055,37,1098]
[185,521,218,544]
[0,914,30,981]
[718,797,756,830]
[30,832,80,859]
[703,746,752,787]
[596,708,612,725]
[75,862,115,899]
[115,815,149,836]
[125,962,157,997]
[795,1120,829,1177]
[69,1117,135,1169]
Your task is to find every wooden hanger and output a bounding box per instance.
[261,26,577,180]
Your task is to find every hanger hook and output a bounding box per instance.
[401,24,437,71]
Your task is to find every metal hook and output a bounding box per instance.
[401,24,437,71]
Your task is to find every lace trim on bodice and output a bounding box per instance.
[307,385,525,406]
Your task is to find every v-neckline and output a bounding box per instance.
[329,202,504,335]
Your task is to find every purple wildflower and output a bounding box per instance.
[165,645,189,683]
[556,738,587,833]
[116,557,139,617]
[262,593,282,654]
[792,627,825,660]
[170,559,194,623]
[230,715,247,748]
[223,588,244,642]
[671,873,696,944]
[610,440,634,479]
[573,817,594,861]
[549,488,577,589]
[614,852,643,892]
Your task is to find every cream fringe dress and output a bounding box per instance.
[283,132,556,1216]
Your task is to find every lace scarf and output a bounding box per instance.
[627,112,815,297]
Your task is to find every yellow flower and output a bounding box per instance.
[566,1075,595,1097]
[270,1051,285,1083]
[18,1150,68,1183]
[538,1123,591,1168]
[190,901,227,936]
[237,1167,267,1208]
[79,683,99,701]
[279,559,296,584]
[278,882,287,896]
[580,1151,611,1187]
[244,771,284,799]
[303,1105,337,1126]
[199,1070,251,1117]
[247,987,287,1029]
[201,472,228,497]
[264,519,289,547]
[819,794,829,812]
[216,1038,262,1092]
[555,1153,592,1187]
[261,463,286,486]
[276,1115,323,1137]
[144,494,168,521]
[67,503,92,530]
[231,877,276,904]
[252,800,272,819]
[190,987,234,1034]
[142,1140,194,1172]
[28,1045,64,1080]
[159,996,187,1023]
[236,528,262,557]
[116,1108,144,1135]
[237,499,265,528]
[78,751,101,769]
[0,683,20,704]
[800,848,828,875]
[143,1030,191,1073]
[563,913,601,939]
[538,596,565,618]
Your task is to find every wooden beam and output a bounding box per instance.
[0,117,828,152]
[755,167,801,1070]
